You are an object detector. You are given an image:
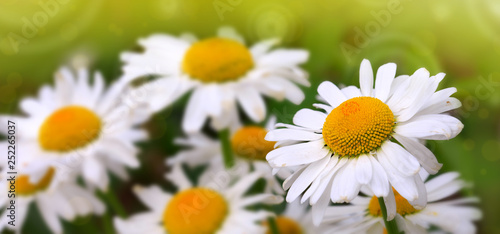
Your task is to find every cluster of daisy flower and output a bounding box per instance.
[0,27,481,234]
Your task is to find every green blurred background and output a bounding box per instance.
[1,0,499,233]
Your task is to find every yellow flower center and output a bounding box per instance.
[322,97,395,157]
[182,37,254,83]
[368,189,418,217]
[15,167,55,196]
[38,106,102,152]
[163,187,228,234]
[231,126,276,161]
[264,216,303,234]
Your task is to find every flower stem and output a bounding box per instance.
[267,217,280,234]
[219,128,235,169]
[98,189,127,218]
[101,210,115,234]
[378,197,400,234]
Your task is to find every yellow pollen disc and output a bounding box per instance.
[15,167,55,196]
[368,189,418,217]
[264,216,303,234]
[163,187,228,234]
[182,37,254,83]
[322,97,394,157]
[38,106,102,152]
[231,126,276,161]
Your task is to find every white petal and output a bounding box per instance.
[384,188,397,220]
[379,141,421,177]
[374,63,397,102]
[257,49,309,66]
[417,97,461,116]
[203,85,223,117]
[409,174,427,209]
[37,196,63,233]
[286,156,330,202]
[341,86,362,99]
[359,59,374,96]
[292,108,327,130]
[311,181,333,226]
[331,159,361,203]
[382,165,419,202]
[265,128,323,142]
[355,155,373,185]
[182,87,207,133]
[267,140,330,167]
[313,103,333,113]
[226,172,262,199]
[283,166,307,190]
[133,185,171,213]
[393,133,442,174]
[317,81,347,108]
[236,87,266,122]
[165,164,192,190]
[368,156,390,197]
[395,114,463,140]
[250,39,279,58]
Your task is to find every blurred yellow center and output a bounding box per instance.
[264,216,303,234]
[15,167,55,196]
[38,106,101,152]
[231,126,276,161]
[163,187,228,234]
[322,97,394,157]
[182,37,254,83]
[368,189,418,217]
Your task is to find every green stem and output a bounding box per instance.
[101,210,115,234]
[219,128,235,169]
[378,197,399,234]
[267,217,280,234]
[98,189,127,218]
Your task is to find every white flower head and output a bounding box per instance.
[168,116,285,195]
[323,171,482,234]
[0,67,150,191]
[114,163,283,234]
[121,26,310,133]
[0,168,105,233]
[265,59,464,224]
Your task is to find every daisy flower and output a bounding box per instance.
[0,67,149,190]
[322,171,482,234]
[121,26,309,133]
[265,59,463,223]
[168,117,285,195]
[114,163,283,234]
[0,168,105,233]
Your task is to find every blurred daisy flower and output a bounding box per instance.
[323,171,482,234]
[265,59,463,223]
[0,67,149,190]
[114,163,283,233]
[0,168,104,233]
[168,116,285,195]
[121,26,309,133]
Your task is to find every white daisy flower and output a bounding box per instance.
[168,117,285,195]
[114,163,283,234]
[322,171,482,234]
[0,168,105,233]
[0,67,149,190]
[121,26,309,133]
[265,59,464,223]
